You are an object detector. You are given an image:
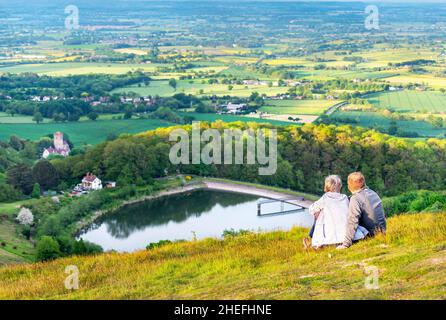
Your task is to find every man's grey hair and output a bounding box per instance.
[324,175,342,193]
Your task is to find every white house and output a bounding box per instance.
[225,103,247,114]
[81,173,103,191]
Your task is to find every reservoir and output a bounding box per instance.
[79,190,314,252]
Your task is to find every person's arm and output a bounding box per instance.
[340,196,362,248]
[309,197,324,220]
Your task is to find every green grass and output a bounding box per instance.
[332,111,446,138]
[218,66,270,79]
[0,62,162,76]
[291,69,398,81]
[366,90,446,113]
[0,212,444,299]
[0,118,173,146]
[260,99,338,116]
[112,79,290,97]
[0,112,50,124]
[0,200,40,266]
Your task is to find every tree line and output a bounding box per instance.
[40,123,446,197]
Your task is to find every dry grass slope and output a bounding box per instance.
[0,212,445,300]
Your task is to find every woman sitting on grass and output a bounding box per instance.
[303,175,368,249]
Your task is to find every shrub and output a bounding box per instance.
[21,225,31,239]
[73,239,103,255]
[36,236,61,261]
[16,208,34,225]
[146,240,172,250]
[31,183,41,199]
[383,190,446,216]
[0,184,22,202]
[222,229,251,238]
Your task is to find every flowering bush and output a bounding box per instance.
[16,208,34,225]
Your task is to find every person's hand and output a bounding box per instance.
[314,212,320,220]
[336,245,348,250]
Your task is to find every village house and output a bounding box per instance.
[42,132,71,159]
[81,173,103,191]
[31,95,57,102]
[224,102,247,114]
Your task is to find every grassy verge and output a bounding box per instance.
[0,199,42,265]
[0,212,444,299]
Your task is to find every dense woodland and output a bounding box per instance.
[2,123,445,200]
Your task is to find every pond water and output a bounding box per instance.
[79,190,314,252]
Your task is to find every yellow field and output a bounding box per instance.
[215,56,259,65]
[263,58,309,66]
[114,48,148,55]
[354,49,438,68]
[386,74,446,88]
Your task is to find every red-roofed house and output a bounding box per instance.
[81,173,103,191]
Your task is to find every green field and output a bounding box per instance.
[112,79,290,97]
[218,66,270,79]
[332,111,446,137]
[0,62,162,76]
[0,112,50,124]
[290,69,398,81]
[0,119,173,146]
[367,90,446,113]
[0,113,297,146]
[260,99,338,116]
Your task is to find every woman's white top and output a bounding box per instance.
[309,192,369,247]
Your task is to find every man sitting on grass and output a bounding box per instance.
[337,172,387,250]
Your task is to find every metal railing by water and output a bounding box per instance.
[257,197,306,217]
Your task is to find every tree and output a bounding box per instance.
[53,113,66,122]
[124,110,133,119]
[36,236,61,261]
[36,137,53,154]
[16,207,34,225]
[31,183,41,199]
[9,135,24,151]
[32,112,44,124]
[0,184,22,202]
[87,112,99,121]
[388,121,398,136]
[7,164,34,195]
[32,160,60,191]
[169,78,177,90]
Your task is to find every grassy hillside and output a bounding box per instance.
[0,212,445,299]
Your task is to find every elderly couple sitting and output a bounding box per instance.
[303,172,387,250]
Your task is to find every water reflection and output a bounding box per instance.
[80,190,314,252]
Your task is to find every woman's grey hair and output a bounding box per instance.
[324,175,342,193]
